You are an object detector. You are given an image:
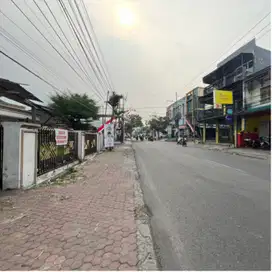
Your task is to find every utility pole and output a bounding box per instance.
[192,90,198,143]
[104,90,109,124]
[121,94,127,143]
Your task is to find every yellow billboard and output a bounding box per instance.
[213,90,233,105]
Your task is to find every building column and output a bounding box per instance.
[241,117,245,131]
[234,117,237,147]
[216,120,219,144]
[2,122,39,190]
[77,131,85,161]
[202,123,206,143]
[2,122,22,190]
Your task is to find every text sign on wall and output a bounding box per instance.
[55,129,68,146]
[213,90,233,105]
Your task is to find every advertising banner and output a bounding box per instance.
[213,90,233,105]
[104,123,114,148]
[55,129,68,146]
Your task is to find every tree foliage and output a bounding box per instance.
[148,115,169,132]
[108,92,123,110]
[49,92,98,130]
[124,114,143,134]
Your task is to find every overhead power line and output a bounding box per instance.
[179,11,271,91]
[10,0,105,101]
[0,27,101,102]
[0,49,99,114]
[57,0,107,97]
[65,0,109,95]
[73,0,113,92]
[32,0,85,74]
[32,0,106,100]
[0,10,99,102]
[80,0,115,93]
[42,0,93,84]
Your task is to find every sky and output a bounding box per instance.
[0,0,271,120]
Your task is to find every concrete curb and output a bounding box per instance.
[194,144,270,161]
[224,150,270,160]
[123,142,158,270]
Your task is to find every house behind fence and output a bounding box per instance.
[0,78,105,190]
[0,125,103,190]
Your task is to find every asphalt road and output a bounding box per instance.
[133,141,270,270]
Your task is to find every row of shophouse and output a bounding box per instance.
[166,39,271,147]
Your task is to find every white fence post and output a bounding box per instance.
[77,131,85,161]
[97,132,104,152]
[2,122,39,190]
[21,128,38,188]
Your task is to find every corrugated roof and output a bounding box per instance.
[0,78,42,104]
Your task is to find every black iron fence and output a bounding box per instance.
[37,128,78,176]
[85,133,97,155]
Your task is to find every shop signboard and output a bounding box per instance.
[225,115,233,124]
[213,90,233,106]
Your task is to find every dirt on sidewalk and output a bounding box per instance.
[0,143,157,271]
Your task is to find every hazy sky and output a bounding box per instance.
[0,0,271,119]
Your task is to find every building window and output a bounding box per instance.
[260,86,271,104]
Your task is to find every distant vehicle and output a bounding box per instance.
[148,136,154,141]
[177,136,187,146]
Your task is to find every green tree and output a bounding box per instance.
[49,92,98,130]
[148,115,169,133]
[124,114,143,134]
[108,92,123,116]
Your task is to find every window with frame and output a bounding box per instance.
[260,86,271,104]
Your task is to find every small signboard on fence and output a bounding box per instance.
[55,129,68,145]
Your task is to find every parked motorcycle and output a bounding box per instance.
[177,137,187,146]
[260,137,271,150]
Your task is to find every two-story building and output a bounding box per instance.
[185,87,204,137]
[166,97,187,138]
[198,39,270,145]
[242,65,271,138]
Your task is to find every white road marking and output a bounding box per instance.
[205,159,249,175]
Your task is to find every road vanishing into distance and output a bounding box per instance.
[133,141,270,270]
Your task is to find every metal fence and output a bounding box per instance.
[85,133,97,155]
[0,125,3,190]
[37,128,78,176]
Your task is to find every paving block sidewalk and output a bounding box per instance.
[0,143,157,271]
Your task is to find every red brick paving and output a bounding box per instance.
[0,147,138,270]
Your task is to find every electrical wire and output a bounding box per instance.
[0,27,102,102]
[32,0,85,74]
[179,11,271,91]
[73,0,112,92]
[42,0,92,83]
[65,0,109,95]
[0,10,102,104]
[57,0,107,97]
[0,48,99,114]
[33,0,106,100]
[54,0,105,96]
[80,0,115,93]
[10,0,105,101]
